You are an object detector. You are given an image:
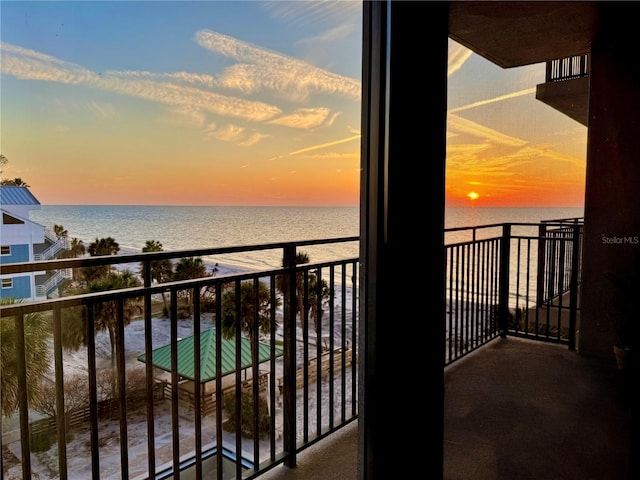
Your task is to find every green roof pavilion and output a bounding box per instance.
[137,328,283,383]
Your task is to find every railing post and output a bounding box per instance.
[15,312,32,479]
[568,224,581,350]
[536,223,547,307]
[282,244,297,467]
[498,224,511,337]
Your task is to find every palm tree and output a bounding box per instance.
[220,281,277,438]
[63,237,85,258]
[0,177,30,187]
[53,224,68,238]
[173,257,208,317]
[220,280,280,371]
[61,237,86,282]
[0,153,7,176]
[308,272,332,334]
[276,252,309,329]
[0,298,51,417]
[84,237,120,281]
[140,240,173,313]
[276,251,331,333]
[87,236,120,256]
[86,270,142,372]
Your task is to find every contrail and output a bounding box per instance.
[449,88,536,113]
[288,135,360,156]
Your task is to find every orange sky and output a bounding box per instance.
[0,2,587,207]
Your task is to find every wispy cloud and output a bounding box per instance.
[1,42,282,123]
[204,123,246,142]
[260,0,361,29]
[448,114,529,148]
[195,30,361,102]
[447,110,585,202]
[448,41,473,76]
[296,23,357,46]
[1,24,362,156]
[52,98,119,119]
[269,107,332,129]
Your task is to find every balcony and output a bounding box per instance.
[536,54,590,126]
[260,336,633,480]
[0,222,633,479]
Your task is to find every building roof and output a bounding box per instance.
[137,328,283,383]
[0,186,40,206]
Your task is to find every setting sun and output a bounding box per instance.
[467,191,480,200]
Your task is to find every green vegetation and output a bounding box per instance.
[0,298,51,417]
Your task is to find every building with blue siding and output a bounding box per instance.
[0,186,69,301]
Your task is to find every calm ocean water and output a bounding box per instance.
[29,205,584,271]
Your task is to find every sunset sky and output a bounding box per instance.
[0,1,587,207]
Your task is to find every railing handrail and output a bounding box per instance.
[0,235,360,275]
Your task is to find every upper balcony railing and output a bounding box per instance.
[545,54,589,82]
[0,222,583,479]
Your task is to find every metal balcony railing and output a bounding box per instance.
[0,237,359,480]
[545,54,589,82]
[444,220,583,363]
[0,222,583,479]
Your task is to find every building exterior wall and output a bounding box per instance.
[0,275,32,300]
[0,243,30,263]
[0,187,47,301]
[579,7,640,359]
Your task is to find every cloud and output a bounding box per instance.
[88,101,118,119]
[205,124,245,142]
[260,0,361,28]
[296,23,357,46]
[448,41,473,76]
[195,30,360,102]
[1,42,283,123]
[1,27,363,160]
[269,107,332,129]
[448,114,529,148]
[52,98,118,119]
[238,133,271,147]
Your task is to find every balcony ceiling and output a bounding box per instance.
[448,1,599,68]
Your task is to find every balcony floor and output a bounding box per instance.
[261,337,634,479]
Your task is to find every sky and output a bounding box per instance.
[0,1,587,207]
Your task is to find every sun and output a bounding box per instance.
[467,191,480,201]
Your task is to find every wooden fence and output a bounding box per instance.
[278,346,358,394]
[29,383,165,444]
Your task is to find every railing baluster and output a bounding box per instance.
[86,303,100,478]
[142,260,156,477]
[193,287,203,479]
[116,298,129,479]
[170,289,180,478]
[15,311,31,479]
[53,305,68,480]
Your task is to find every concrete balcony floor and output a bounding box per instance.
[261,337,634,479]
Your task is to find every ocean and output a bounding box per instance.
[29,205,584,271]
